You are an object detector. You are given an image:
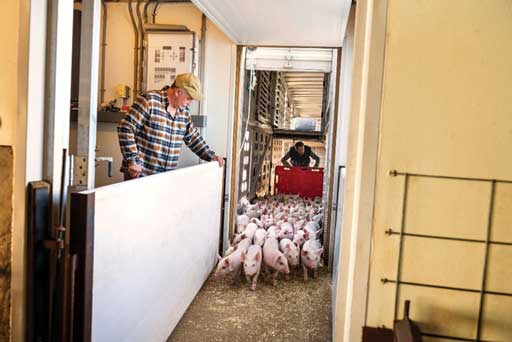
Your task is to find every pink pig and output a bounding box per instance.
[236,214,250,233]
[304,221,322,241]
[293,230,307,248]
[232,223,258,244]
[263,237,290,286]
[277,222,294,240]
[253,228,268,246]
[279,238,300,268]
[241,245,262,290]
[267,226,280,239]
[214,238,251,280]
[301,239,324,281]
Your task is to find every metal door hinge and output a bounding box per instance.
[71,155,88,187]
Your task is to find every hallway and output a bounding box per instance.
[168,269,332,342]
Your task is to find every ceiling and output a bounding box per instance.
[191,0,352,47]
[283,72,324,118]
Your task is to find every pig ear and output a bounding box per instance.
[302,250,308,256]
[240,251,246,262]
[294,242,299,248]
[304,231,310,239]
[225,258,230,265]
[255,251,261,262]
[318,248,324,256]
[285,245,291,252]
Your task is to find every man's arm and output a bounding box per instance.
[281,151,292,168]
[117,96,149,177]
[310,150,320,168]
[184,116,224,167]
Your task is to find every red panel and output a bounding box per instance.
[274,166,324,198]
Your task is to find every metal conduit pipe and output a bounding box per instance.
[198,14,206,115]
[143,0,154,24]
[136,0,146,93]
[149,0,191,24]
[100,0,107,105]
[128,0,139,96]
[152,0,160,24]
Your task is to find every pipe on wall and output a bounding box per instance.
[136,0,145,93]
[100,0,107,105]
[128,0,139,97]
[143,0,153,24]
[198,14,206,115]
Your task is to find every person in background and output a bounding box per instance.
[117,73,224,180]
[281,141,320,168]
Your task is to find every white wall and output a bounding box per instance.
[90,163,223,341]
[88,3,234,186]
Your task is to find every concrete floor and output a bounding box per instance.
[168,268,332,342]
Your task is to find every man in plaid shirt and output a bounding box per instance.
[117,73,224,179]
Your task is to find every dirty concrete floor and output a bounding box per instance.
[167,268,332,342]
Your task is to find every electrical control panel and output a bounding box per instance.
[144,31,196,92]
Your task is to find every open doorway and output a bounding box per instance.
[168,46,343,342]
[231,47,340,266]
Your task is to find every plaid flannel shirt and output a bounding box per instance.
[117,90,215,176]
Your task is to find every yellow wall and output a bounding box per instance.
[0,0,20,146]
[366,1,512,340]
[0,0,31,340]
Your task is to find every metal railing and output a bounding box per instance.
[382,170,512,342]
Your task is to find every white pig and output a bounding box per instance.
[301,239,324,281]
[267,226,280,239]
[312,214,323,226]
[293,230,307,248]
[236,214,250,233]
[233,223,258,244]
[250,217,264,228]
[241,245,262,290]
[277,222,294,240]
[214,238,251,280]
[263,237,290,286]
[294,219,306,232]
[304,221,322,241]
[279,238,300,268]
[254,229,268,246]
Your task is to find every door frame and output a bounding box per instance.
[332,1,388,341]
[226,46,343,266]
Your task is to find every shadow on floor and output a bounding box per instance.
[168,268,332,342]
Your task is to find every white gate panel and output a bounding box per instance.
[88,163,223,341]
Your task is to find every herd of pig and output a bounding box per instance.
[214,194,324,291]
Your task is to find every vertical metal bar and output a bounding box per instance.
[77,0,101,190]
[219,158,227,253]
[329,165,345,271]
[44,0,73,224]
[393,173,409,320]
[228,46,244,242]
[475,180,496,341]
[324,47,342,269]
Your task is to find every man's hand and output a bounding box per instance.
[128,162,142,179]
[211,155,225,167]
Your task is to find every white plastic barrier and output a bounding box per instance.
[73,163,223,342]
